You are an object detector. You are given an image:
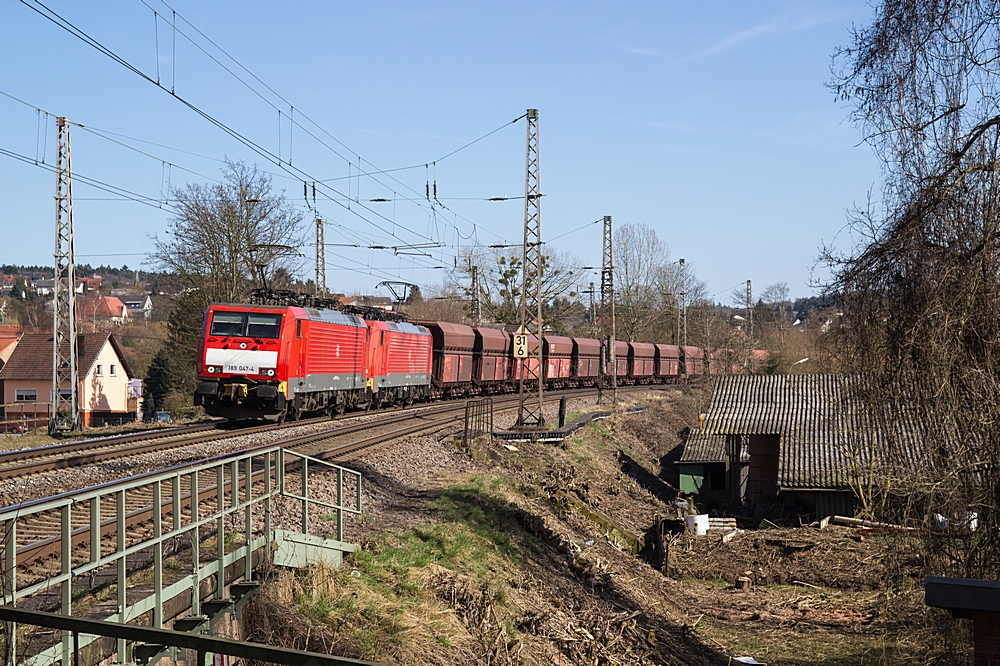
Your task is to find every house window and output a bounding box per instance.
[96,364,103,376]
[14,389,37,402]
[110,364,117,376]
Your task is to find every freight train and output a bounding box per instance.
[193,302,743,421]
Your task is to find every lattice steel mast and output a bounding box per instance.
[680,258,687,348]
[516,109,545,427]
[315,217,326,296]
[599,215,617,406]
[469,264,482,325]
[51,117,79,432]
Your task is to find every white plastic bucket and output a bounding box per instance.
[685,514,709,535]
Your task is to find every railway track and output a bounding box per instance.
[0,396,492,482]
[2,385,663,600]
[0,382,662,482]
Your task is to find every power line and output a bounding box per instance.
[21,0,443,249]
[0,145,178,211]
[547,218,602,244]
[141,0,512,245]
[15,2,516,281]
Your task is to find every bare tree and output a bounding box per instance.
[449,246,583,332]
[614,223,681,342]
[151,161,305,304]
[829,0,1000,579]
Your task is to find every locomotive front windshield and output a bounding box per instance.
[209,311,282,338]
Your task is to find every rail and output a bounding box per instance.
[0,444,361,665]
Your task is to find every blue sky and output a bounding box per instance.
[0,1,880,301]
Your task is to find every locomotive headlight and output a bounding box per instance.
[261,368,275,377]
[207,366,216,374]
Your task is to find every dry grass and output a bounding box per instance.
[244,390,966,665]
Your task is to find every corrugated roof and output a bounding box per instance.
[0,333,133,381]
[680,429,731,463]
[700,374,933,491]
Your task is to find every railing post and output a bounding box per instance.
[153,480,163,629]
[231,460,239,510]
[278,448,285,495]
[355,469,362,514]
[116,489,126,662]
[301,457,309,534]
[60,503,71,665]
[244,456,253,581]
[216,464,225,599]
[3,518,14,664]
[172,474,181,534]
[89,497,100,564]
[264,452,272,553]
[336,467,344,543]
[191,470,200,617]
[3,519,15,604]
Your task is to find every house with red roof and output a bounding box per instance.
[0,332,139,428]
[0,326,23,369]
[78,296,131,326]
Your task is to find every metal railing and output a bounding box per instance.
[0,443,362,665]
[463,397,494,450]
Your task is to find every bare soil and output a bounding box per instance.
[244,386,969,665]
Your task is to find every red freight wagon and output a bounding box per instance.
[709,348,740,375]
[572,337,601,383]
[654,344,680,380]
[628,342,656,380]
[472,326,509,387]
[682,346,705,376]
[366,320,432,405]
[195,303,368,420]
[613,341,629,378]
[420,321,475,393]
[543,335,574,381]
[751,349,770,373]
[510,334,540,381]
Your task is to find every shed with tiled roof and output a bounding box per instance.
[696,374,926,520]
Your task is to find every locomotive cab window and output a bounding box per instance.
[247,313,282,338]
[210,312,245,337]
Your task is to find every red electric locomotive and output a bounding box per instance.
[195,303,369,420]
[365,320,433,407]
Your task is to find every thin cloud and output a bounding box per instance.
[623,46,667,58]
[696,11,844,58]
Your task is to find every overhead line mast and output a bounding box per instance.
[315,217,326,296]
[599,215,617,406]
[52,116,79,432]
[516,109,545,428]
